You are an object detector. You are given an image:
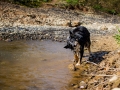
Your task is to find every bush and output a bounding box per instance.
[43,0,51,2]
[114,29,120,44]
[14,0,42,7]
[66,0,79,6]
[65,0,79,9]
[4,0,51,7]
[93,4,102,11]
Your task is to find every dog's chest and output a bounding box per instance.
[74,44,80,52]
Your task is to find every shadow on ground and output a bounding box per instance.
[87,51,110,64]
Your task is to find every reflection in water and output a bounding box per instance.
[0,40,73,90]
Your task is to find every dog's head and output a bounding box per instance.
[64,30,79,50]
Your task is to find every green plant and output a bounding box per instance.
[93,4,102,10]
[12,0,42,7]
[114,29,120,44]
[66,0,79,5]
[43,0,50,2]
[107,9,116,14]
[64,0,79,9]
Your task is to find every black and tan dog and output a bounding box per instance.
[64,26,91,66]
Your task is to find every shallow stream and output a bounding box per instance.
[0,40,74,90]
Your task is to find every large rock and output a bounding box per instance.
[71,20,82,27]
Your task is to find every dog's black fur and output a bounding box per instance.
[64,26,91,65]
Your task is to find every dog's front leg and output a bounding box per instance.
[74,52,78,63]
[76,45,84,66]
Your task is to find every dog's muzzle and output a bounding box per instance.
[74,41,78,47]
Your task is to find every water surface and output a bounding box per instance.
[0,40,73,90]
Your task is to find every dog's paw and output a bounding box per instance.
[75,63,81,66]
[68,64,76,71]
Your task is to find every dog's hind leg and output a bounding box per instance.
[88,45,91,55]
[86,41,91,55]
[88,38,91,55]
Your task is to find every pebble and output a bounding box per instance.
[0,24,118,41]
[112,88,120,90]
[117,49,120,55]
[109,75,118,82]
[73,84,79,88]
[79,81,87,89]
[0,26,70,41]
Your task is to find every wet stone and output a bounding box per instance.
[73,84,79,89]
[79,81,87,89]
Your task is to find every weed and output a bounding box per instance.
[114,29,120,44]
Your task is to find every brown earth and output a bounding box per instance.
[0,1,120,90]
[68,36,120,90]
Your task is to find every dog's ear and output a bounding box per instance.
[64,45,68,49]
[69,30,75,38]
[64,45,69,49]
[69,30,73,35]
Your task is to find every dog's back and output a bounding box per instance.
[64,26,91,49]
[70,26,90,45]
[64,26,91,65]
[73,26,90,35]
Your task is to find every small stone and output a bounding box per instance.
[79,81,87,89]
[109,75,118,82]
[117,50,120,55]
[73,84,79,88]
[112,88,120,90]
[71,84,76,86]
[5,38,12,42]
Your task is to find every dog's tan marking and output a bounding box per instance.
[74,42,81,65]
[74,53,79,63]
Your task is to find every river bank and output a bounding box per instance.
[0,1,120,41]
[0,1,120,90]
[68,35,120,90]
